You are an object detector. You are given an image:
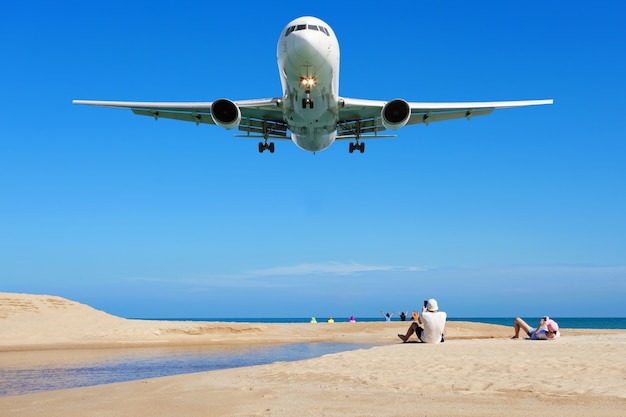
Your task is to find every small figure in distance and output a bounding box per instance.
[310,316,317,323]
[397,311,408,321]
[398,299,447,344]
[327,316,334,323]
[349,315,356,323]
[512,316,560,340]
[411,310,419,321]
[380,310,394,322]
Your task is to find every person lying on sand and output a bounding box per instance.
[512,316,560,340]
[398,298,446,343]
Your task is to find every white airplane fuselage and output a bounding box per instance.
[277,17,340,152]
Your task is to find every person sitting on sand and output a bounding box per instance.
[397,311,408,321]
[512,316,560,340]
[349,316,356,322]
[398,299,446,343]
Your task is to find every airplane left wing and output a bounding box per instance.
[72,98,289,138]
[336,97,553,139]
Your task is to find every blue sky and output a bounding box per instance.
[2,1,625,319]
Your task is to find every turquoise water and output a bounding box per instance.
[143,317,626,329]
[0,343,374,397]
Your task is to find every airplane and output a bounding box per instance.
[73,16,553,154]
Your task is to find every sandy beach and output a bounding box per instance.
[1,292,625,416]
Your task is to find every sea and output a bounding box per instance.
[1,317,624,397]
[146,316,626,329]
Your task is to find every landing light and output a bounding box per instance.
[300,77,316,88]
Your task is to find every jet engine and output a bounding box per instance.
[210,99,241,130]
[381,99,411,130]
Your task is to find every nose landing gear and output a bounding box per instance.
[300,76,316,109]
[302,97,314,109]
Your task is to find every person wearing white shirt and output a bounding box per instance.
[397,298,446,343]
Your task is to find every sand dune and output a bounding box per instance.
[1,292,625,416]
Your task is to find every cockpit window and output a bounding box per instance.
[285,24,331,37]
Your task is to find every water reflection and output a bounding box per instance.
[0,343,373,396]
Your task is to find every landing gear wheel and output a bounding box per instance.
[349,142,365,154]
[258,141,275,153]
[301,98,314,109]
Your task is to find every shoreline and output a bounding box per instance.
[2,292,621,352]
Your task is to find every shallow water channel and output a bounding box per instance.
[0,343,374,396]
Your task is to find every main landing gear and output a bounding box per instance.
[349,141,365,153]
[258,141,275,153]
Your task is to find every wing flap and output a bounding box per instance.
[337,118,385,136]
[132,108,214,124]
[238,117,288,138]
[409,108,494,125]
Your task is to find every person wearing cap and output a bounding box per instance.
[512,316,560,340]
[397,298,446,343]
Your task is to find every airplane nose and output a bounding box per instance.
[293,32,319,59]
